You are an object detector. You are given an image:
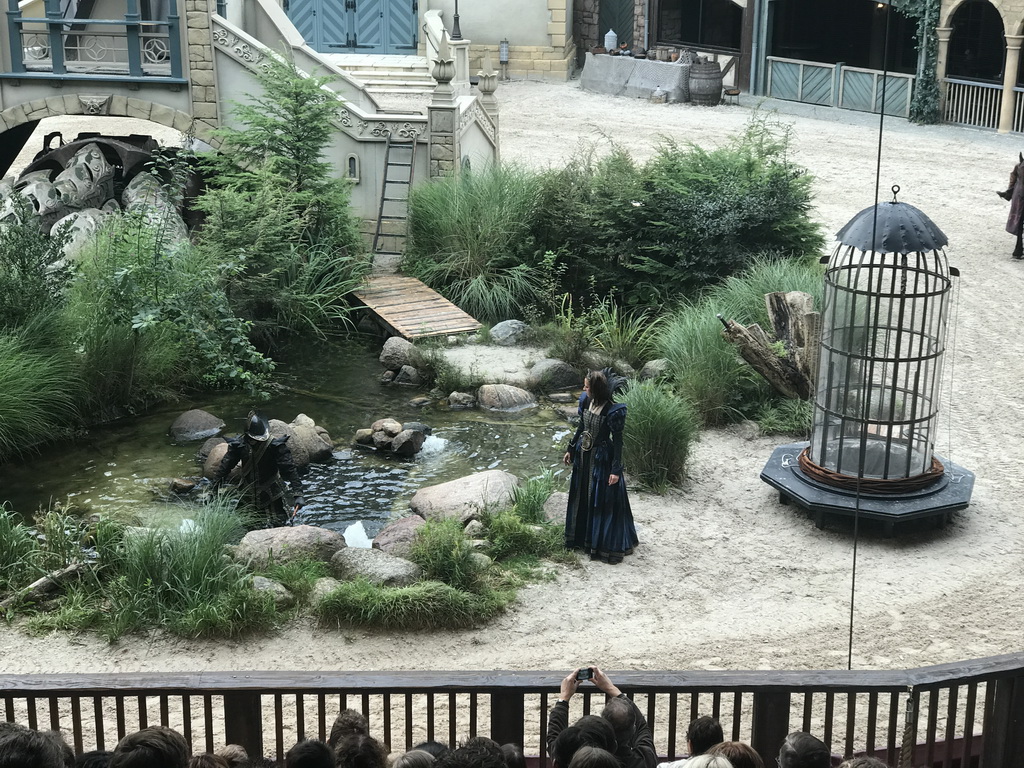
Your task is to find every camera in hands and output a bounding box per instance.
[576,667,594,680]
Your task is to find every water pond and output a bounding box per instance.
[1,339,573,541]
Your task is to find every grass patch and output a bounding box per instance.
[508,470,557,524]
[315,579,511,630]
[259,558,329,604]
[755,398,812,436]
[23,503,279,640]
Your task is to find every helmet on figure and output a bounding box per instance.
[245,410,271,442]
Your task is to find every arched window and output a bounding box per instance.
[947,0,1005,81]
[657,0,743,51]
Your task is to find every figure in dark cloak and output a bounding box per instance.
[562,370,638,564]
[212,411,305,527]
[997,152,1024,259]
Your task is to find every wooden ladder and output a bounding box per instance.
[372,134,417,259]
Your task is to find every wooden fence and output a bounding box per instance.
[3,654,1024,766]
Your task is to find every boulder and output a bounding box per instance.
[353,429,374,446]
[402,422,432,436]
[544,491,569,525]
[197,436,225,464]
[233,525,347,570]
[530,359,582,391]
[373,515,427,557]
[311,576,344,604]
[410,470,520,521]
[464,519,485,537]
[371,418,404,437]
[372,431,394,451]
[252,576,295,610]
[269,414,333,468]
[448,392,476,408]
[392,429,426,457]
[639,358,671,380]
[169,409,225,443]
[477,384,536,412]
[202,441,233,480]
[380,337,416,370]
[395,365,422,385]
[330,548,422,587]
[380,370,395,384]
[548,392,577,404]
[490,320,529,346]
[409,396,433,408]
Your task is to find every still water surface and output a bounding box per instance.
[1,340,573,539]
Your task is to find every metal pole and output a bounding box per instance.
[451,0,461,40]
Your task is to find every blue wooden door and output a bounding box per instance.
[287,0,416,54]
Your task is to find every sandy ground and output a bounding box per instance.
[3,81,1024,682]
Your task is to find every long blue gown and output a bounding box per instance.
[564,394,638,563]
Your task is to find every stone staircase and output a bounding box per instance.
[321,54,434,96]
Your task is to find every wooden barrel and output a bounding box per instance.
[689,60,723,106]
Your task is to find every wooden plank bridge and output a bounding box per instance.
[350,275,482,340]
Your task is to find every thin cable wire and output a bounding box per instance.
[849,0,894,672]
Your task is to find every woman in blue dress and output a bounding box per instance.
[562,369,638,564]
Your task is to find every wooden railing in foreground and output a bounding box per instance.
[3,654,1024,767]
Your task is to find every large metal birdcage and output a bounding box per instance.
[802,191,952,490]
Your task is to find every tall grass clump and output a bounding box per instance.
[0,327,80,459]
[620,380,701,492]
[586,299,663,369]
[0,507,39,593]
[508,470,557,524]
[315,579,509,630]
[404,164,545,323]
[755,398,813,436]
[0,195,70,330]
[711,253,824,328]
[407,518,487,593]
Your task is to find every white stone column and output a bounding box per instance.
[935,26,952,117]
[999,35,1024,133]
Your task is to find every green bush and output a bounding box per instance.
[404,164,546,323]
[260,558,329,604]
[315,578,509,630]
[483,510,566,563]
[620,380,701,492]
[0,195,71,330]
[407,518,487,593]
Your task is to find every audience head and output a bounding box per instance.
[552,715,616,768]
[411,743,449,761]
[76,751,114,768]
[779,732,830,768]
[599,697,636,745]
[214,744,249,768]
[391,751,434,768]
[686,717,723,757]
[838,759,889,768]
[110,726,189,768]
[0,725,70,768]
[435,737,504,768]
[685,757,733,768]
[188,756,229,768]
[500,743,525,768]
[707,741,764,768]
[567,746,619,768]
[330,710,370,748]
[336,733,388,768]
[285,739,334,768]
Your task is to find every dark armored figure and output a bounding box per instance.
[212,410,305,526]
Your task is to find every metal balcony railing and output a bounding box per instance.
[4,0,183,80]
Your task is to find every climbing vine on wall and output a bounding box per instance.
[894,0,941,124]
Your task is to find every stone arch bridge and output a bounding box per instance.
[0,0,498,218]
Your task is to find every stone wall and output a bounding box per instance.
[186,0,219,132]
[575,0,600,56]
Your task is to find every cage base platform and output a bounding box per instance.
[760,442,975,535]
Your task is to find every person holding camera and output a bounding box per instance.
[546,667,655,768]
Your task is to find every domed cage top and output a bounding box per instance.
[806,197,952,489]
